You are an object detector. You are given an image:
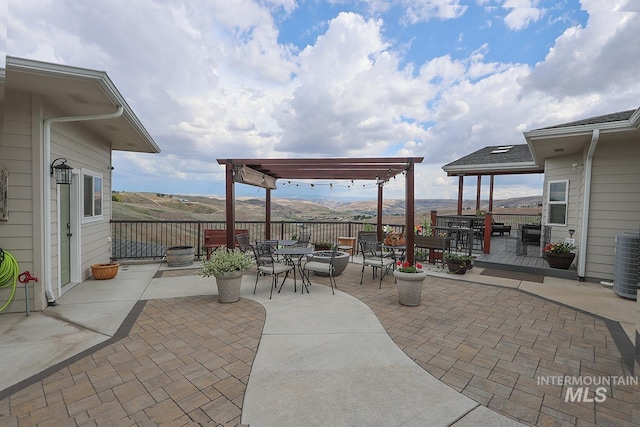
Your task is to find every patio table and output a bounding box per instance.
[274,246,313,294]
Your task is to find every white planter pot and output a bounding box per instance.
[393,270,427,307]
[214,271,245,303]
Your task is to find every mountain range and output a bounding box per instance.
[112,192,542,222]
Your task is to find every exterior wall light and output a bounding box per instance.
[50,158,73,185]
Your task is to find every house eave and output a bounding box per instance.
[523,121,633,141]
[5,56,160,154]
[443,162,543,176]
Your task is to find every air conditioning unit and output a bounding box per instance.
[613,232,639,300]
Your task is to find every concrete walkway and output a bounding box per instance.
[241,279,520,426]
[0,260,636,426]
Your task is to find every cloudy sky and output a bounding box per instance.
[3,0,639,201]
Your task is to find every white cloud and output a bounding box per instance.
[521,2,640,109]
[4,0,639,200]
[502,0,544,30]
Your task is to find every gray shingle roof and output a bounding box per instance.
[443,144,533,168]
[534,109,636,131]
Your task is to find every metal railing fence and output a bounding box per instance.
[110,214,538,260]
[110,220,405,260]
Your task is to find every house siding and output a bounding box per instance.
[0,91,40,312]
[49,122,113,282]
[542,154,582,251]
[1,90,115,313]
[587,137,640,281]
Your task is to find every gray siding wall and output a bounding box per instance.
[1,90,114,313]
[587,136,640,281]
[542,154,582,264]
[50,121,113,282]
[544,136,640,281]
[0,91,41,312]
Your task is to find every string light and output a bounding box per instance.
[274,179,372,190]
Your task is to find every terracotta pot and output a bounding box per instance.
[545,253,575,269]
[393,270,427,306]
[91,263,119,280]
[214,271,244,303]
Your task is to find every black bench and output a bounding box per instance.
[491,222,511,235]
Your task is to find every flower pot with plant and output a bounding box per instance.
[542,241,577,269]
[200,246,254,303]
[444,253,473,274]
[393,261,427,306]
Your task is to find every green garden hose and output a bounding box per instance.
[0,248,19,312]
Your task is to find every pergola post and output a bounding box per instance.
[377,182,383,241]
[265,188,271,240]
[225,161,236,249]
[476,175,481,212]
[405,160,415,265]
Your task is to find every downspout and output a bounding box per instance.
[42,106,124,304]
[577,129,599,281]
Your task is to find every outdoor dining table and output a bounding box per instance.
[273,246,313,294]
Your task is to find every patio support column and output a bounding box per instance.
[224,161,236,249]
[484,212,492,254]
[265,188,271,240]
[377,182,383,241]
[405,160,415,265]
[457,175,464,215]
[489,175,495,212]
[476,175,481,212]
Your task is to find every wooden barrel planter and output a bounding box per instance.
[165,246,195,267]
[91,263,119,280]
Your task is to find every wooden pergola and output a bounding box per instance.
[217,157,424,264]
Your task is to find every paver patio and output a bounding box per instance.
[0,263,636,426]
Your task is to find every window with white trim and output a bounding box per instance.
[547,179,568,226]
[83,169,103,221]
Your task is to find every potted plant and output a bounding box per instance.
[200,246,254,303]
[443,253,473,274]
[393,261,427,306]
[543,241,577,269]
